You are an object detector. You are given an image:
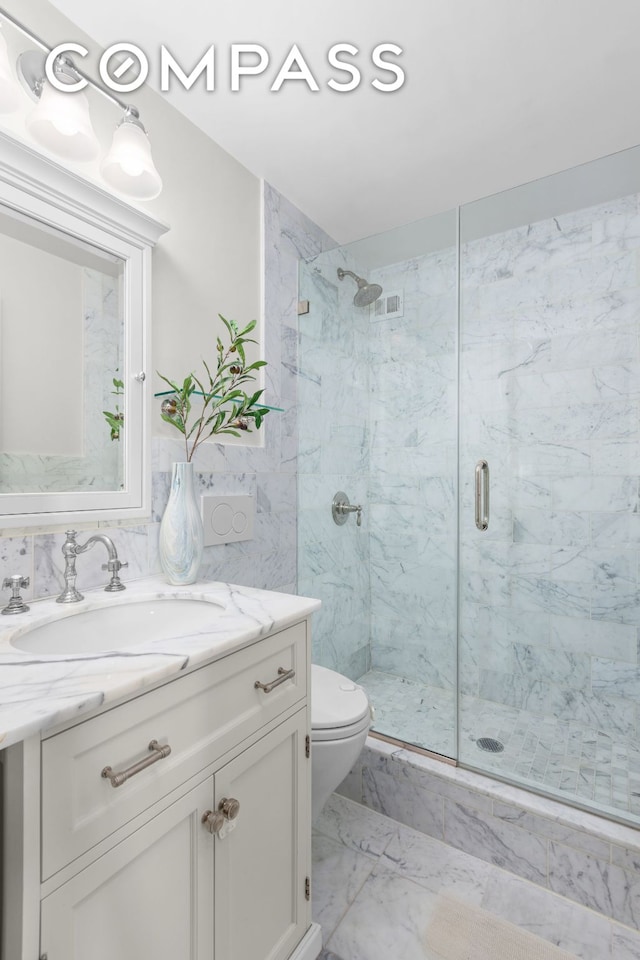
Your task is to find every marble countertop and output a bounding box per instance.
[0,576,320,750]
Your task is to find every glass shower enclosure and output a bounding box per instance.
[298,145,640,827]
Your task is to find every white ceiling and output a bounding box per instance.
[47,0,640,244]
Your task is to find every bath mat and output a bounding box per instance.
[425,894,578,960]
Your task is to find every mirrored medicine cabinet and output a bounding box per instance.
[0,129,168,528]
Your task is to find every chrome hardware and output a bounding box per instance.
[305,877,311,901]
[134,371,146,382]
[101,739,171,788]
[202,797,240,836]
[202,809,225,835]
[254,666,296,693]
[475,460,490,531]
[57,530,127,603]
[305,734,310,759]
[1,574,30,615]
[219,796,240,820]
[101,557,129,591]
[332,491,363,527]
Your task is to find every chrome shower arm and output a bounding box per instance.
[337,268,359,282]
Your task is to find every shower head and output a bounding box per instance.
[337,267,383,307]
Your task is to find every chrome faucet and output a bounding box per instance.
[57,530,128,603]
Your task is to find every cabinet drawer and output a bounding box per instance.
[41,621,307,880]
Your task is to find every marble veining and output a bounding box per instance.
[314,792,640,959]
[0,575,320,749]
[355,672,640,819]
[299,190,640,814]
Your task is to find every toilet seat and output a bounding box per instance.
[311,664,371,742]
[311,711,371,742]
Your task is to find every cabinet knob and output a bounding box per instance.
[202,809,226,835]
[219,796,240,820]
[201,798,240,836]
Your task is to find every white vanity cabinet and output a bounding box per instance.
[2,619,316,960]
[41,777,216,959]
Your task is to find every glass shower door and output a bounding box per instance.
[298,210,459,759]
[458,147,640,820]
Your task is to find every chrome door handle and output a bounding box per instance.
[475,460,489,531]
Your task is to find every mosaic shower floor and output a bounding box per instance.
[356,670,640,820]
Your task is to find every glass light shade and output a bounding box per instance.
[0,28,21,114]
[26,83,100,161]
[101,121,162,200]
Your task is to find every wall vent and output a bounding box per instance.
[371,289,404,321]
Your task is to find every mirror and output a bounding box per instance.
[0,207,125,493]
[0,130,168,527]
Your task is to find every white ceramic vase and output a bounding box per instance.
[159,461,204,585]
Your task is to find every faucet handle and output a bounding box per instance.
[101,560,129,571]
[2,575,30,615]
[102,558,128,592]
[3,574,29,590]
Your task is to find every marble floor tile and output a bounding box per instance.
[381,821,493,904]
[358,670,455,756]
[325,861,443,960]
[481,869,612,960]
[312,793,640,960]
[356,668,640,824]
[311,832,377,944]
[612,925,640,959]
[314,792,399,858]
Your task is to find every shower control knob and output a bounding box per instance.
[332,491,364,527]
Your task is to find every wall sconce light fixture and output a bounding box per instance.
[101,106,162,200]
[19,49,100,161]
[0,13,162,201]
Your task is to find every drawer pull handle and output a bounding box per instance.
[101,739,171,788]
[254,666,295,694]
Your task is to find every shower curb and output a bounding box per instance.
[337,736,640,931]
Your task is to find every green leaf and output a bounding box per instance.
[157,314,271,460]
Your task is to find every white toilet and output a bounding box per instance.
[310,664,372,821]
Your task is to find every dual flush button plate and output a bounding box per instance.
[201,495,255,547]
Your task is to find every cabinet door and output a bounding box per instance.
[215,710,310,960]
[39,779,214,960]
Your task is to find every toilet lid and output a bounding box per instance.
[311,664,370,730]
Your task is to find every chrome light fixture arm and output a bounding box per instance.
[0,10,162,199]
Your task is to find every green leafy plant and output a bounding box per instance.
[103,375,124,441]
[157,315,269,462]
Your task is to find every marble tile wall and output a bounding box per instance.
[298,191,640,784]
[340,738,640,930]
[297,248,371,678]
[296,238,458,695]
[367,247,457,714]
[458,193,640,760]
[0,182,327,603]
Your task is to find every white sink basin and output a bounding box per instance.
[10,598,225,655]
